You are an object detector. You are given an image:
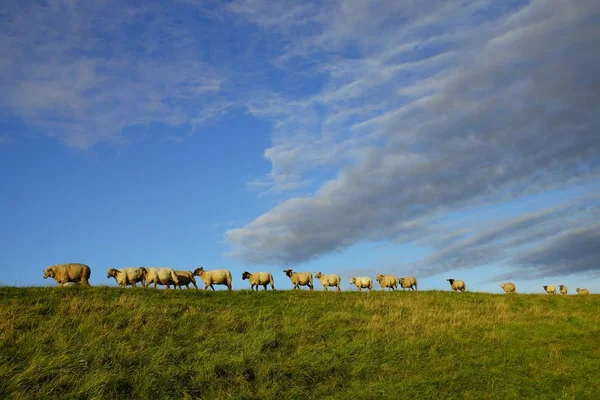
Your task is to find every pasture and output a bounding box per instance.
[1,287,599,399]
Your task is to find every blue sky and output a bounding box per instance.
[1,0,599,293]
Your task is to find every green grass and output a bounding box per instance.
[1,287,599,399]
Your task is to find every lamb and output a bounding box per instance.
[242,271,275,291]
[106,267,145,288]
[500,282,516,293]
[314,272,341,292]
[137,267,179,289]
[43,263,91,286]
[398,276,418,291]
[543,285,556,294]
[447,279,466,292]
[283,269,313,291]
[559,285,568,295]
[376,274,397,291]
[193,267,232,291]
[173,270,198,289]
[576,288,590,295]
[350,277,372,291]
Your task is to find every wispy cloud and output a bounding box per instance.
[226,0,600,277]
[1,0,229,149]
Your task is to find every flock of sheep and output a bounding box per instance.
[41,263,592,295]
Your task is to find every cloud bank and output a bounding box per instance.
[226,0,600,277]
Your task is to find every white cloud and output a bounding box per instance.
[226,0,600,277]
[0,1,229,149]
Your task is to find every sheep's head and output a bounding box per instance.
[543,285,548,290]
[499,283,505,289]
[559,285,566,290]
[193,267,204,277]
[314,272,322,278]
[349,277,356,285]
[136,267,147,278]
[447,278,455,284]
[43,267,55,279]
[576,288,581,292]
[106,268,118,279]
[376,274,384,282]
[283,269,293,277]
[241,271,251,280]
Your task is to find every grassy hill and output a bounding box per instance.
[1,287,599,399]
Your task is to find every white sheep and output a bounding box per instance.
[314,272,341,292]
[543,285,556,294]
[500,282,516,293]
[350,277,372,291]
[193,267,232,291]
[399,276,418,291]
[283,269,313,291]
[242,271,275,291]
[576,288,590,295]
[43,263,91,286]
[559,285,568,295]
[106,268,145,288]
[137,267,179,289]
[173,270,198,289]
[447,278,466,292]
[376,274,397,291]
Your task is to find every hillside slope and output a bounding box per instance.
[1,287,599,399]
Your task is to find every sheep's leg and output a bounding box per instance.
[263,284,267,291]
[192,281,198,289]
[210,284,216,291]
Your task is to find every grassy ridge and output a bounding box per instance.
[1,287,599,399]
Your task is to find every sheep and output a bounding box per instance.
[242,271,275,291]
[43,263,91,286]
[398,276,418,291]
[314,272,341,292]
[559,285,568,295]
[137,267,179,289]
[350,277,372,291]
[500,282,516,293]
[543,285,556,294]
[283,269,313,291]
[106,267,145,288]
[576,288,590,295]
[447,279,466,292]
[193,267,232,291]
[173,270,198,290]
[376,274,397,291]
